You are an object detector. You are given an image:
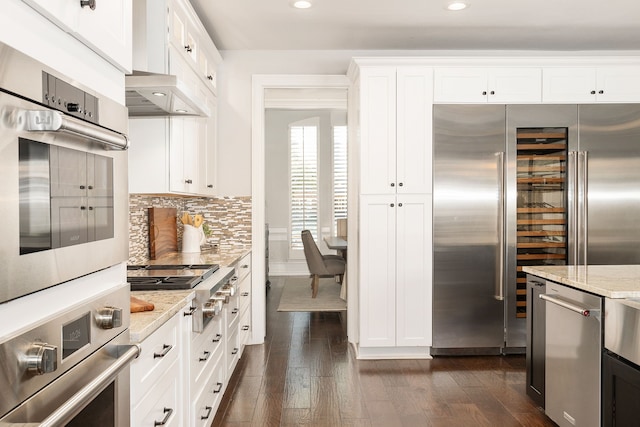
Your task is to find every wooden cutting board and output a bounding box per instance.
[130,296,155,313]
[148,207,177,259]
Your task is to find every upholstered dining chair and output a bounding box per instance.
[301,230,346,298]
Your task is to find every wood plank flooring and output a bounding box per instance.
[212,276,555,426]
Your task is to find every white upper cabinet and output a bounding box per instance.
[198,97,217,196]
[360,66,433,195]
[22,0,132,73]
[434,67,542,103]
[543,67,640,103]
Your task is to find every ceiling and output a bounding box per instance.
[189,0,640,51]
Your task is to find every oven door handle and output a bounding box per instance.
[39,344,141,427]
[25,110,129,150]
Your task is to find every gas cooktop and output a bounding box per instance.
[127,264,219,290]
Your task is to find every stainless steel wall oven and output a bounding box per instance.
[0,41,129,304]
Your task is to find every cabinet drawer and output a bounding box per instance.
[235,253,251,281]
[226,296,241,334]
[226,328,240,374]
[192,358,226,427]
[131,357,181,427]
[239,308,251,348]
[131,313,180,402]
[191,318,224,388]
[239,278,251,314]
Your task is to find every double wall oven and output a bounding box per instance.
[0,41,134,425]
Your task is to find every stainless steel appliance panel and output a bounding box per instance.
[578,104,640,265]
[433,104,506,353]
[543,283,602,427]
[605,297,640,366]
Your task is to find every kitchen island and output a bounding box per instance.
[523,264,640,427]
[523,264,640,298]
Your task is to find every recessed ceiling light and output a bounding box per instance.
[152,91,167,97]
[291,0,312,9]
[447,1,468,11]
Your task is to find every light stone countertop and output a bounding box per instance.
[129,290,194,342]
[129,246,251,342]
[522,265,640,298]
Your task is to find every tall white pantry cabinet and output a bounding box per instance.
[352,64,433,358]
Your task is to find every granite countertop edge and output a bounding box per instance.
[523,265,640,299]
[129,246,251,342]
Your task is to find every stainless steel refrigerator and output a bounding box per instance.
[432,104,640,355]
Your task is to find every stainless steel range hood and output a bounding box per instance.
[125,71,210,117]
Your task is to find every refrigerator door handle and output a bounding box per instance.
[578,151,589,265]
[567,151,578,265]
[495,151,505,301]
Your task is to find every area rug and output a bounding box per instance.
[277,276,346,312]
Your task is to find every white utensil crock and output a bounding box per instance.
[182,224,206,253]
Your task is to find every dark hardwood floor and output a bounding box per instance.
[212,277,555,426]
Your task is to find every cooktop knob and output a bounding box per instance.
[203,298,223,318]
[219,284,236,297]
[26,342,58,375]
[96,307,123,329]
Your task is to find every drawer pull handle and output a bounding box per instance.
[183,306,197,316]
[242,325,250,331]
[241,292,249,297]
[213,382,223,393]
[232,308,239,314]
[212,333,222,342]
[153,344,172,359]
[154,407,173,426]
[231,348,239,355]
[242,264,249,269]
[201,406,213,420]
[199,351,210,362]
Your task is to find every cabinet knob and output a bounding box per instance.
[80,0,96,10]
[207,184,213,188]
[185,179,193,184]
[398,182,403,187]
[207,75,214,81]
[482,91,487,95]
[390,203,395,207]
[590,90,596,95]
[490,90,495,95]
[185,45,192,53]
[390,183,395,187]
[398,203,403,207]
[598,90,604,94]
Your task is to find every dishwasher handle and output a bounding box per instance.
[539,294,594,317]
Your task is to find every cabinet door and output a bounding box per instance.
[396,67,433,194]
[359,195,397,347]
[169,118,186,192]
[198,97,217,195]
[433,68,488,103]
[183,117,199,191]
[360,67,397,195]
[23,0,132,72]
[542,68,597,103]
[50,146,88,198]
[76,0,132,73]
[596,67,640,102]
[489,68,541,103]
[395,194,432,346]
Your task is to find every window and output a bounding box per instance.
[333,125,348,231]
[289,118,319,256]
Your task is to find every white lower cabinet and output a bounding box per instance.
[358,194,433,353]
[131,307,185,426]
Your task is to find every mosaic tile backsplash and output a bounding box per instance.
[129,194,252,264]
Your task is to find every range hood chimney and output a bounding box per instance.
[125,71,210,117]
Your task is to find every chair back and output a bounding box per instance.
[301,230,326,274]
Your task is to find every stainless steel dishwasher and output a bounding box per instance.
[541,282,602,427]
